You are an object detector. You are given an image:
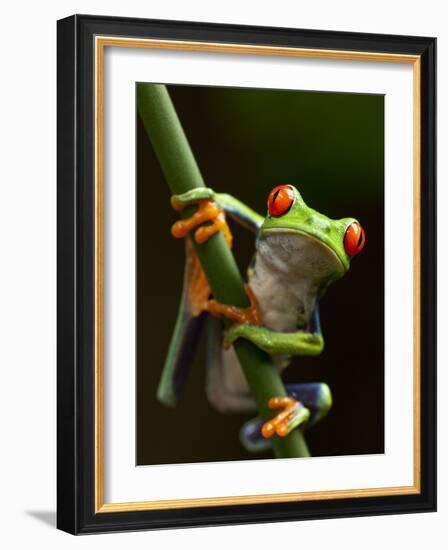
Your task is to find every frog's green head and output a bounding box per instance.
[260,184,365,272]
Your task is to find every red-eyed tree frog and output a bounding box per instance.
[157,185,365,452]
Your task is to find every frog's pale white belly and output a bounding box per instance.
[206,231,343,413]
[250,256,314,333]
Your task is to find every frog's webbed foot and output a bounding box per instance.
[171,193,232,246]
[240,383,331,452]
[261,397,310,438]
[205,284,262,329]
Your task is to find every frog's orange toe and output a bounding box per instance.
[261,421,276,439]
[261,396,309,439]
[171,219,189,239]
[170,199,232,246]
[276,424,290,437]
[267,396,285,409]
[204,284,261,327]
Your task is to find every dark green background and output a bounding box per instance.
[137,84,384,465]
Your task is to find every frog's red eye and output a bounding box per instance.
[267,185,295,217]
[344,222,365,257]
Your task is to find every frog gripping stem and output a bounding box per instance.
[262,397,310,438]
[205,284,262,329]
[171,197,233,246]
[137,83,310,459]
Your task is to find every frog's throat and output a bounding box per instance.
[260,227,348,271]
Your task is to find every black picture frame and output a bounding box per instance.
[57,14,436,534]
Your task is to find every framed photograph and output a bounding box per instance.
[57,14,436,534]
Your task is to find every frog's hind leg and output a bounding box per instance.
[239,383,332,452]
[205,316,256,414]
[286,382,332,427]
[157,239,210,407]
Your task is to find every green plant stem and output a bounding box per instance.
[137,83,309,459]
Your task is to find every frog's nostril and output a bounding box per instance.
[307,216,331,233]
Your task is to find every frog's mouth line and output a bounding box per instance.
[261,227,347,271]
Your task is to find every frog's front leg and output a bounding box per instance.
[224,324,324,356]
[217,308,324,438]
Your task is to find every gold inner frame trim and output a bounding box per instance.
[94,35,421,513]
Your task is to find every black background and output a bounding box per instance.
[136,84,384,465]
